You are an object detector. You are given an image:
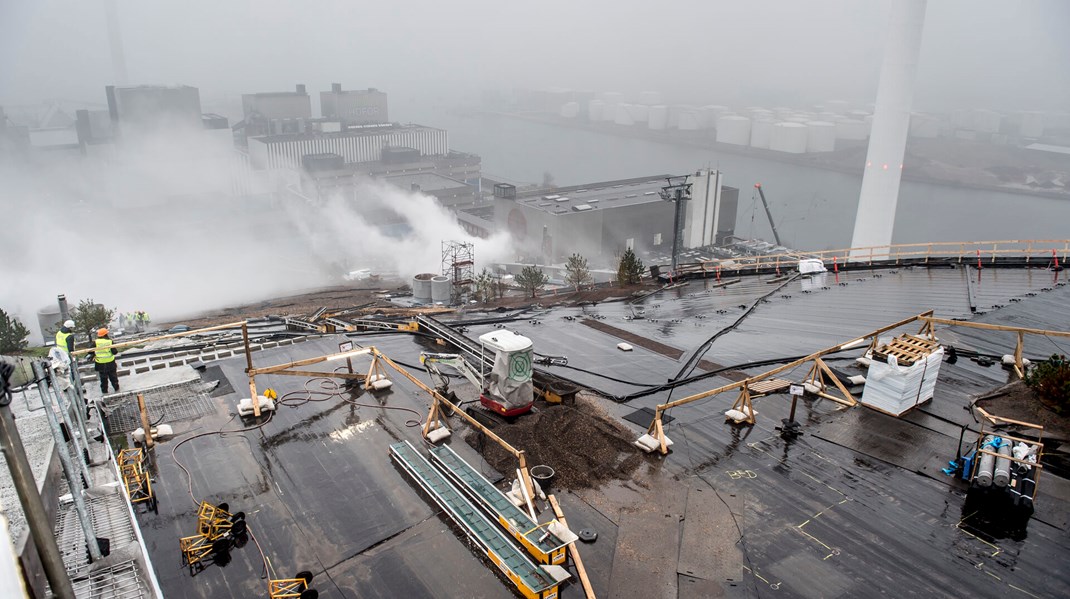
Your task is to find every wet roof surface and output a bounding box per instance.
[137,265,1070,598]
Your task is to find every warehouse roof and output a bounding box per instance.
[514,175,675,215]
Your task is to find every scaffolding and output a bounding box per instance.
[442,240,475,304]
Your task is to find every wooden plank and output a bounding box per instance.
[746,379,791,396]
[547,495,596,599]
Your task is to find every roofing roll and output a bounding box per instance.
[431,276,451,304]
[770,122,808,153]
[413,273,435,303]
[716,115,750,145]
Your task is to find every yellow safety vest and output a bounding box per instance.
[94,338,116,364]
[55,330,72,353]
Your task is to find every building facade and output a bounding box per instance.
[247,125,448,169]
[320,84,388,126]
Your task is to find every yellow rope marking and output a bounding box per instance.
[1008,584,1041,598]
[955,512,1002,558]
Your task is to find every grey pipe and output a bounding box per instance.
[0,380,75,597]
[32,361,103,562]
[45,366,92,485]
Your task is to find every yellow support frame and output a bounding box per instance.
[269,578,309,599]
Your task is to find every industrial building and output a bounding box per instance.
[239,84,313,139]
[494,169,737,266]
[248,124,449,170]
[320,83,388,126]
[105,84,203,137]
[293,147,481,207]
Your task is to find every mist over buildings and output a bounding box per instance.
[2,0,1068,331]
[2,0,1067,111]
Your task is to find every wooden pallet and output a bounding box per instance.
[747,378,792,396]
[873,334,938,366]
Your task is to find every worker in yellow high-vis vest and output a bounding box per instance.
[92,328,120,394]
[55,319,76,354]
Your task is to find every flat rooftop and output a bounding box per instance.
[124,264,1069,598]
[515,175,676,214]
[253,124,442,144]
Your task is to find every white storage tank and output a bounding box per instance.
[745,107,772,120]
[430,276,451,304]
[805,121,836,152]
[587,99,605,122]
[716,115,751,145]
[614,105,636,126]
[770,122,808,153]
[37,305,62,344]
[702,105,730,123]
[601,91,625,105]
[602,102,619,122]
[836,118,869,140]
[628,103,649,123]
[648,105,669,130]
[413,273,435,303]
[560,102,580,118]
[750,119,774,149]
[639,91,662,105]
[677,108,700,130]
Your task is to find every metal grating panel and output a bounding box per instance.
[102,382,217,435]
[55,491,138,576]
[72,559,148,599]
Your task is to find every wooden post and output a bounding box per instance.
[136,393,154,449]
[1014,331,1025,379]
[548,495,596,599]
[243,323,260,417]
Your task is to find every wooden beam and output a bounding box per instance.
[548,495,596,599]
[136,394,154,448]
[269,369,365,380]
[920,317,1070,339]
[71,320,248,356]
[815,358,857,405]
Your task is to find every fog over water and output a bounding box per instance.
[1,0,1068,331]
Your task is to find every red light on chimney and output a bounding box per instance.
[882,164,888,170]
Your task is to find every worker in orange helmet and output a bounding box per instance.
[91,328,121,394]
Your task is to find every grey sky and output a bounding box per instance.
[2,0,1067,113]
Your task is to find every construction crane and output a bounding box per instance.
[753,183,783,247]
[419,330,535,417]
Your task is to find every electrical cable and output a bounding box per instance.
[170,366,426,582]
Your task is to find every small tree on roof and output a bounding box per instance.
[0,308,30,353]
[71,299,115,341]
[516,265,549,298]
[565,253,593,290]
[616,247,645,286]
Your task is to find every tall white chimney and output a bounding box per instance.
[850,0,927,251]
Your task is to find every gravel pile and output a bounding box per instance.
[466,395,644,490]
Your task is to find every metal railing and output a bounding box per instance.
[674,239,1070,277]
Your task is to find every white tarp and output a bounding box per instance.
[861,347,943,416]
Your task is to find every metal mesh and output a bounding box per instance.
[55,491,138,577]
[101,381,218,435]
[70,559,148,599]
